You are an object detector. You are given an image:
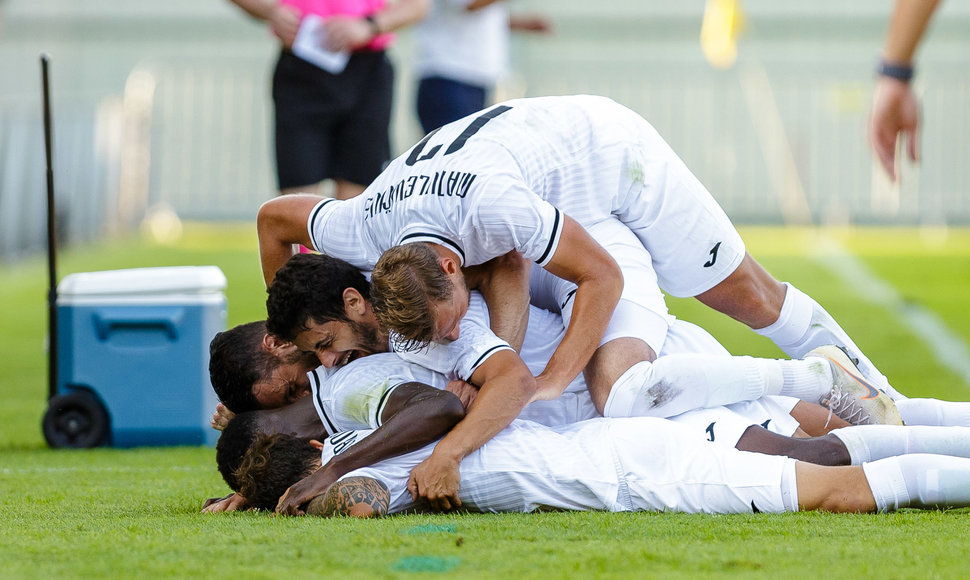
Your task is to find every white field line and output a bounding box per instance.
[816,236,970,392]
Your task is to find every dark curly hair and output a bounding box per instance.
[215,412,261,492]
[208,321,274,414]
[235,432,320,511]
[266,253,372,341]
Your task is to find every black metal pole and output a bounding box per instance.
[41,54,58,402]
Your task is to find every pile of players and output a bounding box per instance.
[205,96,970,519]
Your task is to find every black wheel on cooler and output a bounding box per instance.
[42,392,110,448]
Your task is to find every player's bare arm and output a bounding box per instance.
[407,349,536,510]
[306,476,390,518]
[534,215,622,399]
[461,250,532,352]
[256,194,322,287]
[869,0,941,179]
[276,383,465,515]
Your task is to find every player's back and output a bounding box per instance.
[367,94,651,220]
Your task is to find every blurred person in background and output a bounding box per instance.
[414,0,550,134]
[227,0,429,200]
[869,0,942,181]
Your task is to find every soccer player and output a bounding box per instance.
[266,252,903,427]
[207,307,970,514]
[257,95,898,506]
[208,321,320,413]
[222,389,970,517]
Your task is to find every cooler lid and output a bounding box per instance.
[57,266,227,297]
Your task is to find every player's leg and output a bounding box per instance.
[583,336,656,413]
[895,398,970,427]
[693,253,785,329]
[553,221,797,416]
[534,221,897,423]
[831,424,970,463]
[602,319,895,425]
[735,425,852,466]
[602,351,828,419]
[793,463,877,512]
[694,251,898,400]
[735,421,970,466]
[788,400,850,434]
[797,454,970,513]
[793,345,902,425]
[606,417,800,514]
[613,116,895,397]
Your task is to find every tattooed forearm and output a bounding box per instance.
[307,477,390,518]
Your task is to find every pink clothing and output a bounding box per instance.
[281,0,392,50]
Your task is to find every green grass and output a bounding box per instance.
[2,224,970,579]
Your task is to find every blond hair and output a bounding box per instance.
[371,244,454,351]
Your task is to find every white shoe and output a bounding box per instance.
[808,345,904,426]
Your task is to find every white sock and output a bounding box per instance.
[832,425,970,464]
[896,399,970,427]
[754,283,896,395]
[776,358,833,402]
[862,454,970,512]
[602,355,783,418]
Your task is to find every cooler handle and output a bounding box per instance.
[92,308,183,341]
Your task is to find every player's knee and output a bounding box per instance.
[586,339,656,414]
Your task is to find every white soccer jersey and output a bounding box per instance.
[323,417,796,515]
[309,295,799,439]
[308,353,447,434]
[307,94,745,297]
[394,291,600,426]
[393,292,514,382]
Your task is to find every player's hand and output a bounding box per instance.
[201,492,248,513]
[445,380,479,411]
[869,76,920,181]
[530,374,567,402]
[407,454,462,511]
[269,4,301,49]
[276,470,337,516]
[321,16,374,52]
[210,403,236,431]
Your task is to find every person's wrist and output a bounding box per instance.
[876,59,914,83]
[364,14,381,37]
[430,441,464,464]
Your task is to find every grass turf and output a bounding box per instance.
[1,223,970,578]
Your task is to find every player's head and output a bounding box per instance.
[371,243,469,351]
[208,321,317,411]
[215,411,262,492]
[234,429,323,511]
[267,253,387,368]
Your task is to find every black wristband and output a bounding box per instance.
[364,14,381,37]
[877,59,914,83]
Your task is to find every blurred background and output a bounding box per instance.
[0,0,968,261]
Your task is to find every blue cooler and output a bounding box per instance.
[46,266,227,447]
